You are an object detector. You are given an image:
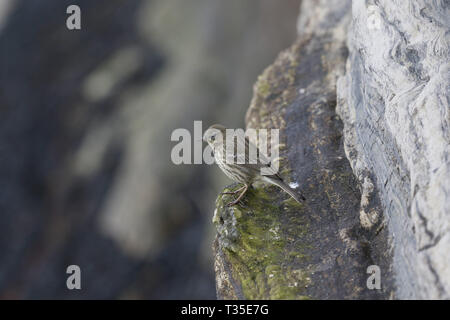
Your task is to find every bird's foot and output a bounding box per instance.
[220,190,240,195]
[225,199,241,207]
[224,184,248,207]
[225,198,248,208]
[220,184,246,196]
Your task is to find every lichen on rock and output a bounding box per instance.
[213,183,310,299]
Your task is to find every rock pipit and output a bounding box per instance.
[204,124,305,206]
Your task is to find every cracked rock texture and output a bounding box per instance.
[337,0,450,299]
[213,0,394,300]
[214,0,449,299]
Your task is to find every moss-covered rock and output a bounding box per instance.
[213,183,310,299]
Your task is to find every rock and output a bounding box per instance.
[214,0,450,300]
[213,0,394,299]
[337,0,450,299]
[213,184,310,299]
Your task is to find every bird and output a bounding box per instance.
[203,124,305,207]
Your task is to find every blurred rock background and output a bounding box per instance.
[0,0,300,298]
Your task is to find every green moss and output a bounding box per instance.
[286,66,297,85]
[256,77,271,98]
[283,196,304,209]
[215,183,312,299]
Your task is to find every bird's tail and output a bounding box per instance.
[263,176,305,204]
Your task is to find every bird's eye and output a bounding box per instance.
[210,135,216,142]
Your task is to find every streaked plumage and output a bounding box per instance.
[204,124,305,206]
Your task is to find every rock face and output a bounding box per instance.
[214,0,393,299]
[214,0,449,299]
[337,0,450,299]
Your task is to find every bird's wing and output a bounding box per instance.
[221,130,282,178]
[241,135,281,178]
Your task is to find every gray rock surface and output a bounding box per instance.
[337,0,450,299]
[214,0,449,299]
[213,0,394,299]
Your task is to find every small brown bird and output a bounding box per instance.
[204,124,305,206]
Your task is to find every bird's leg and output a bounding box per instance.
[220,184,246,195]
[226,184,248,207]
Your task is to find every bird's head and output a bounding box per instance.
[203,124,227,148]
